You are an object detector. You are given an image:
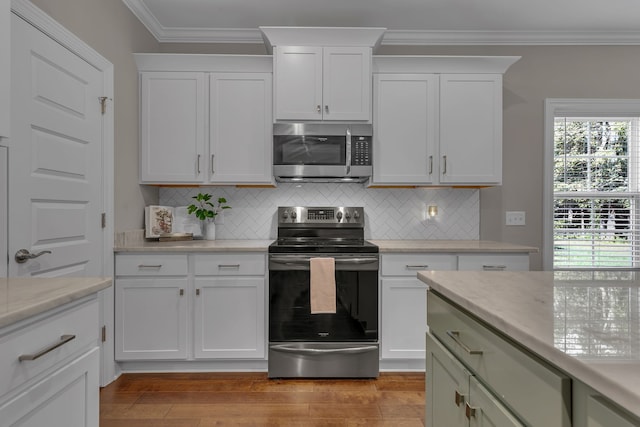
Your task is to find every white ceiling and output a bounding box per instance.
[122,0,640,45]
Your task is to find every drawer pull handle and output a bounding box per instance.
[19,334,76,362]
[179,288,184,296]
[218,264,240,269]
[465,402,477,419]
[138,264,162,269]
[446,330,483,355]
[405,265,429,270]
[482,265,506,271]
[454,390,465,407]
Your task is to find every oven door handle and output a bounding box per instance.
[270,256,378,266]
[270,344,378,355]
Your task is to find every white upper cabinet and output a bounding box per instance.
[373,74,438,184]
[274,46,371,122]
[371,56,520,187]
[0,0,10,138]
[135,54,274,185]
[439,74,502,185]
[140,72,206,183]
[209,72,272,184]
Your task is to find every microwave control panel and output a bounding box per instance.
[352,136,372,166]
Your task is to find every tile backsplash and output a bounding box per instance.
[159,184,479,240]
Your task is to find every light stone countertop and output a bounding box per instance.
[0,277,112,329]
[418,270,640,419]
[114,239,274,252]
[114,238,537,253]
[371,239,538,253]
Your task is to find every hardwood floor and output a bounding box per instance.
[100,372,425,426]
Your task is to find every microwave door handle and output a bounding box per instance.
[346,127,352,175]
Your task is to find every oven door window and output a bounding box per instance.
[273,135,345,165]
[269,270,378,342]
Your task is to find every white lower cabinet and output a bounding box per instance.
[380,252,529,363]
[0,298,100,427]
[115,252,266,362]
[426,333,523,427]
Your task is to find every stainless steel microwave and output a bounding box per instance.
[273,123,373,183]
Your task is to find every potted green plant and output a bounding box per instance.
[187,193,231,240]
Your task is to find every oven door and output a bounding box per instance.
[268,253,379,343]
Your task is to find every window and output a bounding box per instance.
[544,100,640,270]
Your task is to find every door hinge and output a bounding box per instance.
[98,96,110,115]
[101,325,107,343]
[101,212,106,228]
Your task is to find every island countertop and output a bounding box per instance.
[417,270,640,419]
[0,277,112,329]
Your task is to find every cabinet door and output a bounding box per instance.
[381,278,427,359]
[274,46,323,121]
[0,0,9,137]
[115,278,188,360]
[209,73,273,183]
[426,332,469,427]
[439,74,502,185]
[194,277,265,359]
[0,347,99,427]
[140,72,206,183]
[322,47,371,121]
[468,376,525,427]
[373,74,438,184]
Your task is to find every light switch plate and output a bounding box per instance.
[506,211,526,226]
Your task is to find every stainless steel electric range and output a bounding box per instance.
[268,206,379,378]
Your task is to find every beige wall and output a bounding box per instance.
[29,0,160,232]
[22,3,640,269]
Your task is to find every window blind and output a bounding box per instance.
[553,117,640,269]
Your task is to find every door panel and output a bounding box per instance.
[9,14,104,277]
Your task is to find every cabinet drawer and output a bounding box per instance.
[381,253,457,276]
[194,253,266,276]
[116,254,188,276]
[0,298,98,399]
[457,253,529,271]
[428,292,571,427]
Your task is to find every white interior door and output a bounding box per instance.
[0,146,7,278]
[8,14,105,277]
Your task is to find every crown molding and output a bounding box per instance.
[121,0,640,46]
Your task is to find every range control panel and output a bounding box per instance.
[278,207,364,225]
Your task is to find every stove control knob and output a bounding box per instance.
[291,211,297,220]
[336,211,343,222]
[282,210,289,220]
[345,211,351,220]
[353,210,360,220]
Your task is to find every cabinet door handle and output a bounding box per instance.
[454,390,465,407]
[316,105,322,114]
[179,288,184,296]
[19,335,76,362]
[446,330,483,355]
[465,402,477,419]
[405,265,429,270]
[218,264,240,269]
[428,155,433,175]
[442,155,447,174]
[196,288,200,296]
[138,264,162,269]
[482,265,507,271]
[325,105,329,114]
[196,154,201,174]
[211,154,215,174]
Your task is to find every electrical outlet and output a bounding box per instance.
[506,211,526,226]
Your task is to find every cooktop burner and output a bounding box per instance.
[270,206,378,254]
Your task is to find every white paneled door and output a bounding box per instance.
[8,14,105,277]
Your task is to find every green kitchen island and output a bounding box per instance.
[419,270,640,427]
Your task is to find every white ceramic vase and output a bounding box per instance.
[204,221,216,240]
